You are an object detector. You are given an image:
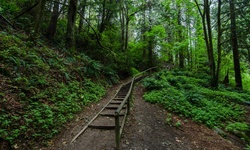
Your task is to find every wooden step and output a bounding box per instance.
[101,109,126,115]
[117,93,127,96]
[113,98,124,101]
[110,101,125,104]
[116,96,126,99]
[100,112,125,117]
[105,106,126,109]
[89,115,124,130]
[88,125,116,130]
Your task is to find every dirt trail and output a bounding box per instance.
[40,79,131,150]
[41,83,244,150]
[121,85,243,150]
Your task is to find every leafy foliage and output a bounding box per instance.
[0,32,108,147]
[1,0,250,148]
[142,70,249,140]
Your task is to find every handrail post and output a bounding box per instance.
[113,67,157,149]
[115,112,120,150]
[127,94,131,115]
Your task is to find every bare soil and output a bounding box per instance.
[40,83,245,150]
[121,85,244,150]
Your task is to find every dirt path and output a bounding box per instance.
[40,80,127,150]
[41,83,244,150]
[121,85,243,150]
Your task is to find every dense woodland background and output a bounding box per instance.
[0,0,250,149]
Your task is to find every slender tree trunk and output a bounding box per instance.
[66,0,78,50]
[195,0,217,87]
[166,22,173,63]
[119,1,125,51]
[99,0,115,33]
[78,0,87,33]
[142,4,147,59]
[125,19,129,51]
[230,0,242,89]
[34,0,46,34]
[188,26,193,69]
[147,1,153,67]
[177,4,184,68]
[248,48,250,63]
[216,0,222,87]
[47,0,60,38]
[148,34,153,67]
[205,0,216,87]
[99,0,106,33]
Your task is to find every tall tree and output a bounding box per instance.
[78,0,87,33]
[194,0,216,87]
[47,0,60,38]
[176,3,184,68]
[147,0,153,67]
[141,0,147,59]
[99,0,117,33]
[119,0,126,51]
[66,0,78,50]
[34,0,46,35]
[215,0,222,87]
[229,0,242,89]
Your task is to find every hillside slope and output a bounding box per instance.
[0,31,118,148]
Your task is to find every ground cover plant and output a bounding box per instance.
[0,31,118,148]
[142,69,250,143]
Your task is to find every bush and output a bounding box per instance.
[226,122,250,142]
[143,77,171,91]
[226,122,249,133]
[142,69,248,130]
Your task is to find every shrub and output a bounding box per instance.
[143,77,171,90]
[142,69,248,130]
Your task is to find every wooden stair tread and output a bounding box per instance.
[105,106,126,109]
[88,125,116,130]
[100,112,125,117]
[110,101,125,104]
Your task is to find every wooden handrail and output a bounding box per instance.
[114,67,157,150]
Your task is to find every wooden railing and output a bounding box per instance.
[114,67,157,150]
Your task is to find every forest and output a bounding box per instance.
[0,0,250,149]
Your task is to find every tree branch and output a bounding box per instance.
[77,11,112,51]
[14,2,40,20]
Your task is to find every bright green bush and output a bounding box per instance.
[226,122,249,133]
[226,122,250,142]
[143,77,171,90]
[143,70,248,130]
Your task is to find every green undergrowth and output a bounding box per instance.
[142,69,250,142]
[0,31,119,148]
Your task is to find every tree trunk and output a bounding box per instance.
[119,1,125,51]
[230,0,242,89]
[195,0,216,86]
[216,0,222,88]
[125,19,129,51]
[147,1,153,67]
[205,0,216,87]
[248,48,250,64]
[142,4,147,59]
[148,36,153,67]
[66,0,78,50]
[177,4,184,68]
[78,0,87,33]
[99,0,106,33]
[194,0,217,87]
[47,0,60,38]
[34,0,46,34]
